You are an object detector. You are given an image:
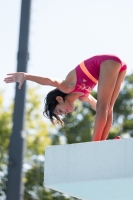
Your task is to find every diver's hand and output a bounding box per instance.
[4,72,26,89]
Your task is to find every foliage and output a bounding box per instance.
[23,87,76,199]
[0,93,12,198]
[112,74,133,136]
[0,94,12,166]
[25,87,51,158]
[24,161,76,200]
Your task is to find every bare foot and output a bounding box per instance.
[114,136,121,140]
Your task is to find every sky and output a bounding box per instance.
[0,0,133,108]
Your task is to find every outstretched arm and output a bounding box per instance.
[79,94,97,111]
[4,72,65,90]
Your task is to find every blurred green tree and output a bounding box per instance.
[113,74,133,137]
[0,93,12,198]
[24,87,76,200]
[0,87,72,200]
[0,93,12,166]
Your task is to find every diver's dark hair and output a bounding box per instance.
[43,88,67,126]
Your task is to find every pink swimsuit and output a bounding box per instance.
[72,54,127,97]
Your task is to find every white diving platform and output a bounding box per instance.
[44,138,133,200]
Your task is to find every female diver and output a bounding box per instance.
[4,54,127,141]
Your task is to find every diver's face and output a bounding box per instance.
[54,96,74,116]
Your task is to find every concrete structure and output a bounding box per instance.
[44,138,133,200]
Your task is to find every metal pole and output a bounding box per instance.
[6,0,31,199]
